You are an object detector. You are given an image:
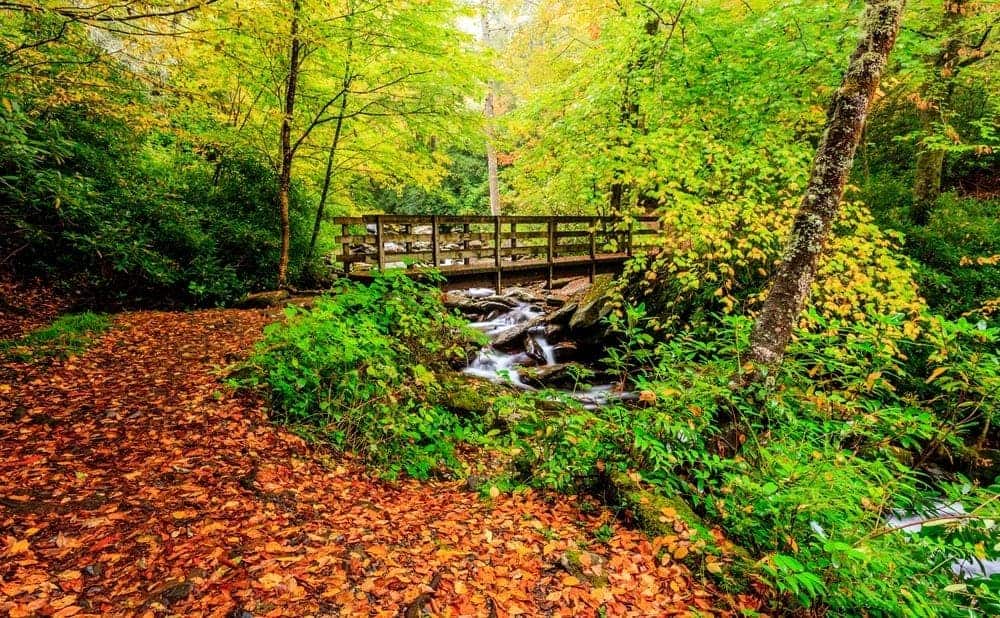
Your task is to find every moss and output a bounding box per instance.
[432,373,511,417]
[1,312,112,363]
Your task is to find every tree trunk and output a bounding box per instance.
[747,0,906,369]
[307,98,348,261]
[484,91,501,217]
[609,14,659,216]
[307,10,354,262]
[911,138,946,225]
[909,0,967,226]
[481,1,501,216]
[277,0,302,288]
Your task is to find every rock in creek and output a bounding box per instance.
[504,287,545,304]
[524,335,549,364]
[491,315,546,351]
[550,341,578,363]
[520,363,585,390]
[547,302,578,326]
[569,275,616,331]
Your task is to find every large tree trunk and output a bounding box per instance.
[609,13,661,216]
[277,0,302,288]
[484,91,501,216]
[747,0,906,369]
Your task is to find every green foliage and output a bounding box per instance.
[0,313,111,362]
[490,304,1000,616]
[240,273,486,479]
[0,100,313,305]
[866,188,1000,317]
[371,149,492,216]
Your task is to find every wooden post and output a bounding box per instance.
[375,215,385,271]
[546,219,555,289]
[431,215,440,268]
[403,222,411,256]
[463,223,471,265]
[626,219,633,257]
[341,222,350,273]
[510,221,517,258]
[493,216,502,293]
[589,218,597,282]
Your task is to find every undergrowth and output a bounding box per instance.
[495,307,1000,616]
[0,312,111,362]
[245,275,999,616]
[238,273,487,479]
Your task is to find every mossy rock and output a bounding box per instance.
[568,275,616,332]
[433,373,511,416]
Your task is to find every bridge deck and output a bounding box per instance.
[332,215,660,291]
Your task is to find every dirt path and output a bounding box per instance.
[1,310,736,617]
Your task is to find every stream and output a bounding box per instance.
[459,288,627,409]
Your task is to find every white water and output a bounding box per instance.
[462,290,626,407]
[532,333,557,365]
[465,299,541,386]
[886,501,1000,580]
[468,302,543,338]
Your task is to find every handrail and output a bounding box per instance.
[333,214,662,291]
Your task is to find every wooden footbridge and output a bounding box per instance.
[332,215,661,291]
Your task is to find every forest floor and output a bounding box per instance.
[1,309,747,617]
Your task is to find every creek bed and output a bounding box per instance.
[458,287,632,409]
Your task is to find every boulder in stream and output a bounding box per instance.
[520,363,585,390]
[569,275,616,332]
[550,341,579,363]
[491,314,546,350]
[504,287,544,304]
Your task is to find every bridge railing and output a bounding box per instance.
[330,214,662,289]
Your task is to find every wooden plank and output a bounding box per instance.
[376,215,385,271]
[589,218,597,282]
[431,215,439,268]
[341,222,350,272]
[463,223,471,266]
[547,219,555,288]
[493,217,502,293]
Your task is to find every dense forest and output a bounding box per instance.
[2,1,999,616]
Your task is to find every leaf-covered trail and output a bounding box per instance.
[1,310,736,617]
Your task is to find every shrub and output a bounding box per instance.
[0,102,314,306]
[619,198,926,338]
[240,273,486,479]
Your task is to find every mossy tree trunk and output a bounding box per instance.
[747,0,906,369]
[911,140,946,225]
[481,0,502,217]
[909,0,971,226]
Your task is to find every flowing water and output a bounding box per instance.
[886,502,1000,580]
[462,292,627,409]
